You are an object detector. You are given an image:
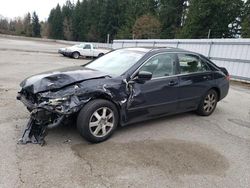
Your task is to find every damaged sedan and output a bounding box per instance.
[17,47,229,144]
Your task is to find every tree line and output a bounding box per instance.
[0,12,41,37]
[0,0,250,41]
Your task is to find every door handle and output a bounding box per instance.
[168,80,178,86]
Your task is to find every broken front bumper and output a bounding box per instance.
[17,92,82,145]
[18,109,65,145]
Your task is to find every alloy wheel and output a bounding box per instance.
[203,93,216,113]
[89,107,114,137]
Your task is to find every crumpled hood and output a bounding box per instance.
[20,66,109,94]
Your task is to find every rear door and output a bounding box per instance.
[176,53,214,112]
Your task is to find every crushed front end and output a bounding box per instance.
[17,86,89,145]
[16,66,119,145]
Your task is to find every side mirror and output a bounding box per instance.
[134,71,152,83]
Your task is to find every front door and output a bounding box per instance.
[127,53,180,123]
[81,44,92,56]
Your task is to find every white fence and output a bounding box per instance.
[113,39,250,81]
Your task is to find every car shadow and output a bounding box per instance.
[117,111,194,132]
[71,110,230,177]
[47,111,197,145]
[59,54,96,60]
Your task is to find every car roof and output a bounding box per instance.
[122,47,195,55]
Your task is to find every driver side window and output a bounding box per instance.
[84,44,91,49]
[140,53,176,78]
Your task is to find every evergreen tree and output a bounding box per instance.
[159,0,187,38]
[31,12,41,37]
[44,0,246,41]
[242,0,250,38]
[81,0,101,41]
[99,0,127,41]
[72,0,82,40]
[24,13,32,37]
[178,0,243,39]
[62,0,74,40]
[48,4,63,39]
[117,0,158,39]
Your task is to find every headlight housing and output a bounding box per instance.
[48,97,69,106]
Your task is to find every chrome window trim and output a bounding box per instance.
[150,75,178,81]
[148,71,213,81]
[130,51,212,81]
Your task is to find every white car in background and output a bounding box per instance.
[58,43,111,59]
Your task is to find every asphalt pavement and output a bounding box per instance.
[0,36,249,188]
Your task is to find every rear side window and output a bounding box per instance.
[200,56,219,71]
[178,54,210,74]
[140,53,176,78]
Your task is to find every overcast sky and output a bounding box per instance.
[0,0,70,21]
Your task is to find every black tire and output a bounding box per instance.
[72,52,80,59]
[97,53,104,58]
[196,89,218,116]
[77,99,118,143]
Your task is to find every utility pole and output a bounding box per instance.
[207,29,211,39]
[107,34,110,44]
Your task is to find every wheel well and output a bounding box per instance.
[73,51,80,55]
[211,87,221,100]
[87,95,121,123]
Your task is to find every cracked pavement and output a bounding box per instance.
[0,36,249,188]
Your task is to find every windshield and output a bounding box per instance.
[84,49,147,76]
[75,44,85,48]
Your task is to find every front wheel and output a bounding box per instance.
[72,52,80,59]
[77,99,118,143]
[196,89,218,116]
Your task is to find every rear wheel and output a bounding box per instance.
[77,99,118,143]
[197,89,218,116]
[97,53,104,58]
[72,52,80,59]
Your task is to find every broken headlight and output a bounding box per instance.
[48,97,69,106]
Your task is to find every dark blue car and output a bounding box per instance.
[17,47,229,144]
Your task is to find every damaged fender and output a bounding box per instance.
[17,74,137,145]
